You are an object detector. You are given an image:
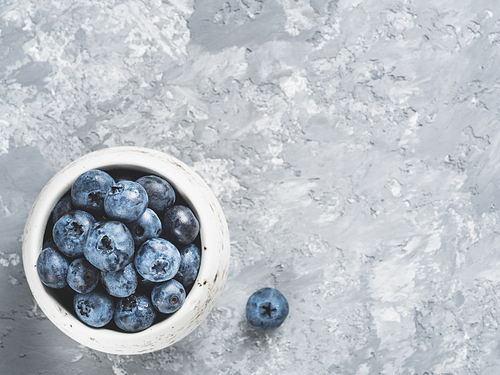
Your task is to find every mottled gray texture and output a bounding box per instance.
[2,0,500,373]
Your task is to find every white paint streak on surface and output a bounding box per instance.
[0,252,20,267]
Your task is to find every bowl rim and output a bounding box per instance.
[22,146,230,355]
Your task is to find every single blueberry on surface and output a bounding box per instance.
[151,279,186,314]
[246,287,289,330]
[126,208,162,247]
[104,180,148,223]
[73,287,115,328]
[136,175,176,216]
[37,247,69,289]
[71,170,114,214]
[114,294,156,332]
[52,195,73,224]
[84,221,135,272]
[67,257,100,294]
[53,210,96,258]
[101,263,138,298]
[163,205,200,245]
[174,243,201,291]
[134,238,181,282]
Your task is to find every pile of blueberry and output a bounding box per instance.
[36,169,201,332]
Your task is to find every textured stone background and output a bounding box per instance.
[2,0,500,373]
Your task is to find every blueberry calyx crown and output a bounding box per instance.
[76,300,93,317]
[98,235,113,253]
[260,302,277,318]
[68,222,84,236]
[88,192,103,206]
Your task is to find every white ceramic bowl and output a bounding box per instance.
[22,147,230,355]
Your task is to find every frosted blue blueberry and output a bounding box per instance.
[114,294,156,332]
[73,287,115,328]
[101,263,138,298]
[151,279,186,314]
[163,205,199,245]
[136,175,176,217]
[53,210,96,258]
[174,243,201,291]
[52,195,73,224]
[104,180,148,223]
[126,208,162,247]
[134,238,180,283]
[71,170,114,214]
[246,287,289,330]
[37,247,69,289]
[84,221,135,272]
[67,257,100,294]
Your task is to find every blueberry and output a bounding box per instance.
[101,263,138,298]
[174,243,201,291]
[114,294,156,332]
[103,180,148,223]
[136,175,176,216]
[84,221,135,272]
[53,210,96,258]
[71,170,115,214]
[37,247,69,289]
[246,287,289,330]
[126,208,162,247]
[73,287,115,328]
[163,205,199,245]
[67,257,100,294]
[52,195,73,224]
[134,238,181,282]
[151,279,186,314]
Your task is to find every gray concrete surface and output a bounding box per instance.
[2,0,500,373]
